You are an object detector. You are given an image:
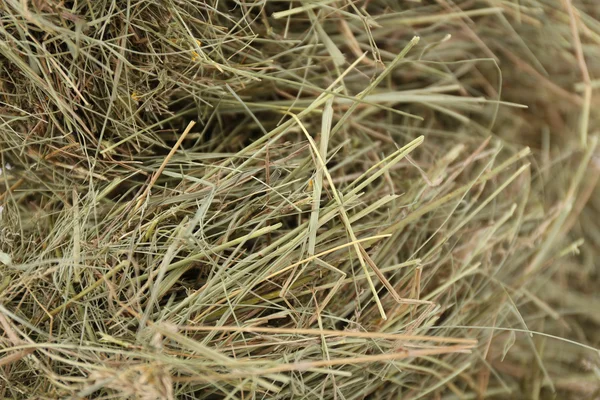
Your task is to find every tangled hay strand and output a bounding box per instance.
[0,1,599,399]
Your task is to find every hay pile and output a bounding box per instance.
[0,1,598,398]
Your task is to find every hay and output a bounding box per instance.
[0,0,598,398]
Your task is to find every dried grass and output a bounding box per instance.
[0,1,599,399]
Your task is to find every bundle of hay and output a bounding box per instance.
[1,1,598,398]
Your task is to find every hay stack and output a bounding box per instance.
[1,1,598,398]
